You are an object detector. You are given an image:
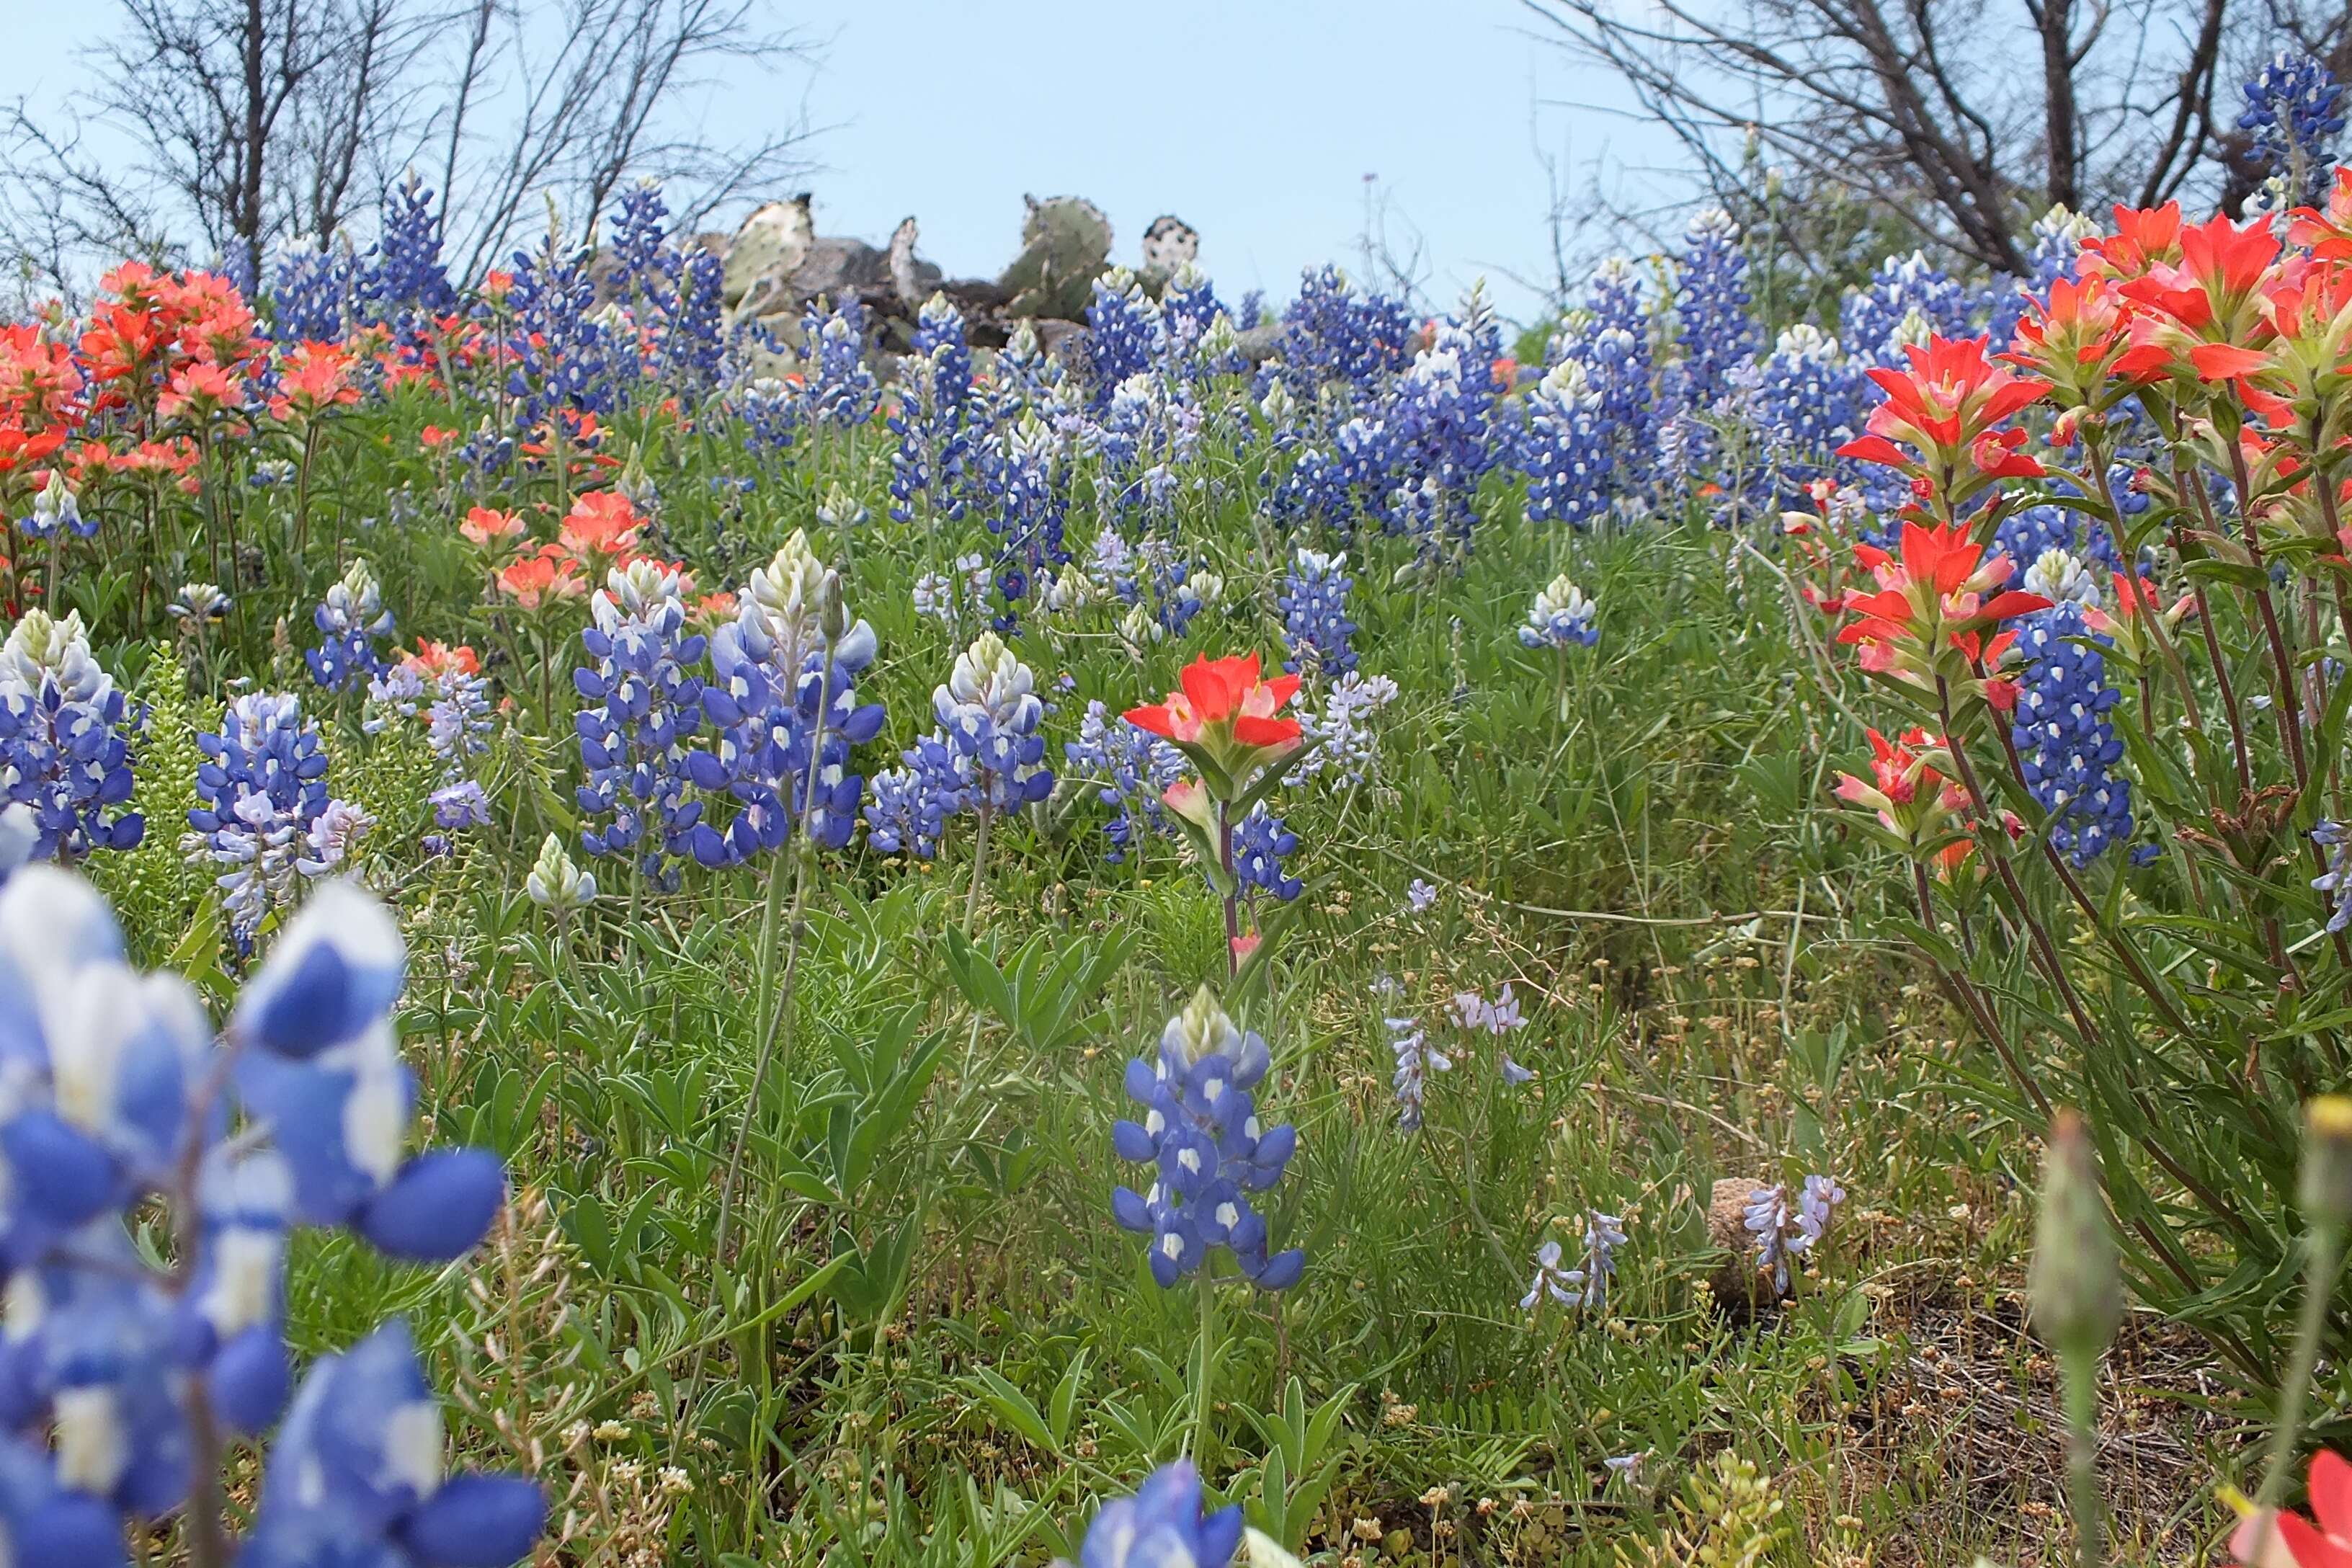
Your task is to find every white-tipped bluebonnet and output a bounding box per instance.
[1839,251,1975,369]
[2240,50,2346,208]
[1356,320,1503,551]
[1388,1014,1449,1132]
[889,296,978,525]
[0,865,528,1561]
[1562,256,1657,489]
[689,535,884,865]
[732,375,803,459]
[801,296,881,428]
[185,691,362,946]
[934,633,1052,813]
[979,415,1072,628]
[241,1319,543,1568]
[574,561,708,891]
[1521,359,1613,530]
[1750,324,1861,509]
[1745,1172,1845,1293]
[1064,699,1185,860]
[1273,264,1414,402]
[1077,1460,1243,1568]
[1111,990,1304,1291]
[1278,549,1358,677]
[2022,547,2101,609]
[15,471,92,542]
[0,610,146,864]
[1232,803,1301,902]
[2010,605,2134,868]
[306,558,396,692]
[1519,574,1598,650]
[604,182,728,390]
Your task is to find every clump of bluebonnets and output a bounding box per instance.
[306,557,395,692]
[1112,988,1304,1291]
[574,558,708,891]
[185,690,369,947]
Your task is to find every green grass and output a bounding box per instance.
[97,411,2242,1567]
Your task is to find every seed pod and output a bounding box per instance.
[2030,1109,2121,1359]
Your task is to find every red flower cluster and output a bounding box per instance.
[1125,654,1304,751]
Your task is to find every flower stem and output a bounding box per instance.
[1193,1269,1218,1472]
[965,801,994,937]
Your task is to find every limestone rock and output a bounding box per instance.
[1141,214,1198,275]
[888,215,923,306]
[1706,1177,1778,1306]
[722,195,814,312]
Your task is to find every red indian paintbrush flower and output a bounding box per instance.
[1835,520,2049,713]
[1125,653,1303,750]
[2232,1451,2352,1568]
[1838,336,2052,511]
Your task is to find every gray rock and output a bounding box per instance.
[1141,214,1198,275]
[723,195,814,313]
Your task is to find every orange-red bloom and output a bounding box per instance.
[557,491,641,561]
[1125,654,1304,749]
[460,507,525,549]
[2233,1451,2352,1568]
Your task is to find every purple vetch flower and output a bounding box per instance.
[1745,1172,1845,1293]
[1387,1014,1449,1133]
[1404,878,1438,914]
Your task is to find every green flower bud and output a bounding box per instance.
[2301,1096,2352,1231]
[2030,1110,2121,1360]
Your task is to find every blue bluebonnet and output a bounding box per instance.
[1278,548,1358,677]
[604,182,726,390]
[889,296,978,525]
[1986,205,2094,347]
[1363,308,1507,550]
[1076,1460,1242,1568]
[2010,604,2134,867]
[1063,700,1185,860]
[801,297,881,427]
[688,534,884,865]
[574,560,708,891]
[982,320,1065,422]
[268,236,361,342]
[186,691,370,945]
[2316,820,2352,933]
[1231,804,1301,902]
[1518,574,1599,649]
[1111,989,1304,1291]
[1088,374,1203,533]
[731,375,803,460]
[1084,268,1168,404]
[505,234,623,434]
[1750,324,1861,507]
[0,867,532,1562]
[978,415,1070,628]
[861,734,966,860]
[1286,670,1399,791]
[1667,209,1760,419]
[1521,360,1613,530]
[14,471,92,542]
[1995,496,2121,580]
[1272,264,1414,402]
[1838,251,1975,369]
[0,803,33,887]
[933,633,1053,813]
[1387,1013,1449,1132]
[1561,256,1656,493]
[306,558,396,692]
[0,610,146,865]
[2240,50,2347,208]
[365,171,458,322]
[1745,1172,1845,1293]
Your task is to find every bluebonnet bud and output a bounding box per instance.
[1075,1461,1242,1568]
[1278,549,1358,677]
[306,558,396,692]
[1518,574,1598,649]
[2240,51,2346,208]
[574,561,708,891]
[2010,605,2134,868]
[526,832,598,912]
[888,295,977,525]
[0,610,146,864]
[1112,989,1304,1291]
[186,692,365,946]
[365,171,458,321]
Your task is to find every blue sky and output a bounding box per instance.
[9,0,1673,321]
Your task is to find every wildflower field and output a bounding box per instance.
[28,68,2352,1568]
